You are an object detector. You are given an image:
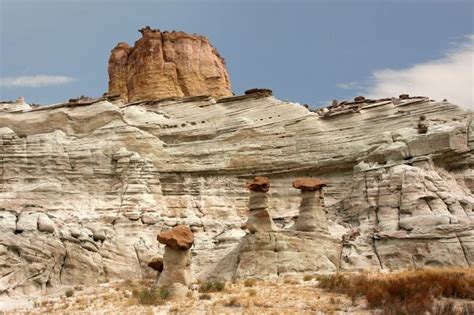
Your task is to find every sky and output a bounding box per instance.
[0,0,473,109]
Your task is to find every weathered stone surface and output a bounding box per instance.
[339,159,473,270]
[295,190,329,233]
[157,225,194,250]
[248,191,269,211]
[37,214,55,233]
[156,246,193,295]
[211,231,341,280]
[108,27,232,102]
[292,178,327,191]
[0,91,472,293]
[246,209,276,233]
[107,42,131,100]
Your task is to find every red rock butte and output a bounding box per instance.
[108,26,232,102]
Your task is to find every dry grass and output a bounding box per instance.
[14,269,474,314]
[243,278,257,287]
[132,287,170,305]
[317,267,474,314]
[198,280,225,293]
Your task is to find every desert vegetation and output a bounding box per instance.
[10,268,474,314]
[317,267,474,314]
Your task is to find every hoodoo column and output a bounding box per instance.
[292,178,329,234]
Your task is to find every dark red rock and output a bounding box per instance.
[247,176,270,192]
[292,178,328,191]
[157,225,194,250]
[148,257,163,272]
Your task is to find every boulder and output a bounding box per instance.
[292,178,327,191]
[148,257,164,272]
[37,214,55,233]
[157,225,194,250]
[247,176,270,192]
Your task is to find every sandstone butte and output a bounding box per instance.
[0,27,473,299]
[108,26,232,102]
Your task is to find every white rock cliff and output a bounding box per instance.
[0,93,472,295]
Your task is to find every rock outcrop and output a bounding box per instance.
[108,27,232,102]
[156,225,194,296]
[293,178,329,233]
[0,84,472,294]
[246,177,276,233]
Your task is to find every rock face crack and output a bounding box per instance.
[457,235,471,267]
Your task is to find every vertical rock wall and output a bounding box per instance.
[108,27,232,102]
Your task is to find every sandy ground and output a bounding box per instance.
[1,278,371,314]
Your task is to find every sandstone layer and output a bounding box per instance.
[108,27,232,102]
[0,93,472,296]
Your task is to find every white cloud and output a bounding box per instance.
[365,35,474,109]
[0,75,75,88]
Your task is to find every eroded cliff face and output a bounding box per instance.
[0,93,473,296]
[108,27,232,102]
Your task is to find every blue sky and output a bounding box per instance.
[1,0,472,108]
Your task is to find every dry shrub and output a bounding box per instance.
[199,280,225,293]
[65,289,74,298]
[248,289,257,297]
[318,268,474,314]
[244,278,257,287]
[199,293,212,300]
[135,288,170,305]
[284,278,298,284]
[225,296,241,307]
[303,274,314,281]
[461,303,474,315]
[432,300,456,315]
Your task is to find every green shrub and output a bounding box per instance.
[198,280,225,293]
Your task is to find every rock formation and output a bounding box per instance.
[0,28,473,296]
[246,177,276,233]
[156,225,194,296]
[293,178,329,233]
[108,27,232,102]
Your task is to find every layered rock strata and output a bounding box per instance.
[156,225,194,296]
[0,93,472,295]
[211,232,341,280]
[108,27,232,102]
[246,177,276,233]
[293,178,329,233]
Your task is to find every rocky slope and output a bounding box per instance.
[108,27,232,102]
[0,91,472,296]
